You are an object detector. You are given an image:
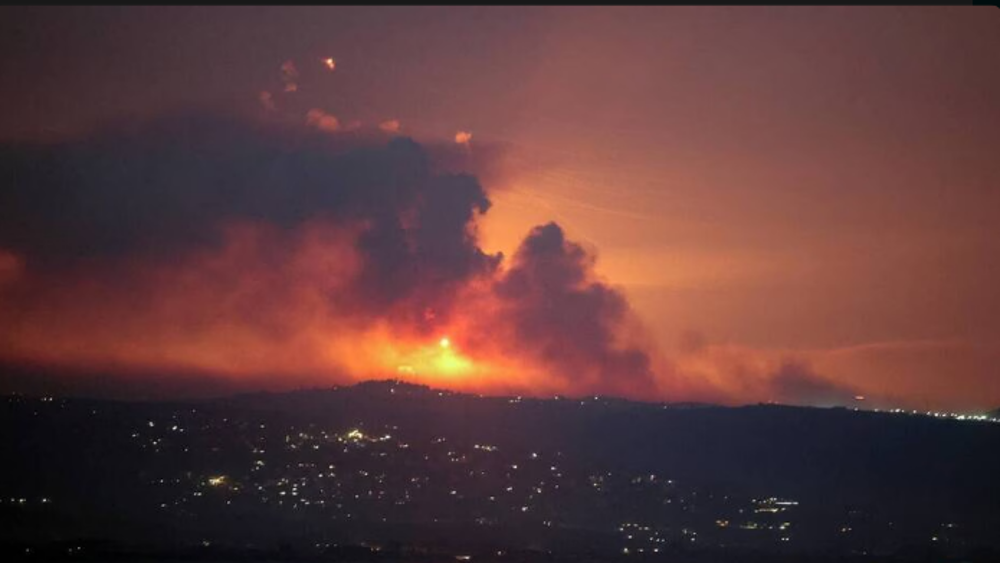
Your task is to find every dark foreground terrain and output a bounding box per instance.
[2,380,999,562]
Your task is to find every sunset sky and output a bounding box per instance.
[1,6,998,410]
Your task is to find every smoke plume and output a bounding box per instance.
[0,111,665,399]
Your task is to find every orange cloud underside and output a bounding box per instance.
[2,205,990,410]
[0,220,565,398]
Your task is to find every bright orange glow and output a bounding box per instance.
[0,210,908,407]
[0,212,804,406]
[387,338,471,380]
[322,57,336,71]
[0,220,567,399]
[0,212,908,407]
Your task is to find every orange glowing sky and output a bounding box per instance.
[1,7,999,410]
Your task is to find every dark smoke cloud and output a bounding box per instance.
[0,110,868,406]
[0,111,499,322]
[0,110,871,406]
[0,110,662,398]
[494,223,657,397]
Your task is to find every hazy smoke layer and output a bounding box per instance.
[0,111,860,405]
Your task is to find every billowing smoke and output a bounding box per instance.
[0,110,859,406]
[492,223,657,397]
[0,112,499,329]
[0,110,662,399]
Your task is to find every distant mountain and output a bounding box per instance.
[225,378,717,410]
